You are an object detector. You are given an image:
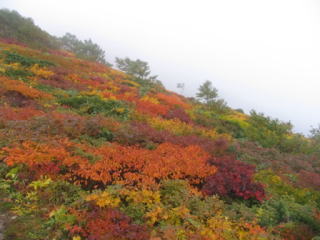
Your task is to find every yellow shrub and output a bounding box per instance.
[220,112,250,129]
[141,95,160,105]
[120,189,161,207]
[86,191,121,208]
[147,116,230,141]
[200,216,268,240]
[121,79,141,88]
[29,64,54,78]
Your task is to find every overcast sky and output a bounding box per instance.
[1,0,320,134]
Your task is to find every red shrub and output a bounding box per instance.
[3,91,35,107]
[115,122,228,154]
[90,76,108,84]
[85,208,150,240]
[114,121,170,145]
[0,38,27,47]
[164,107,193,124]
[117,84,133,94]
[202,156,265,201]
[298,170,320,189]
[29,112,118,139]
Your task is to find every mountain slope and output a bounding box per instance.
[0,9,60,50]
[0,25,320,240]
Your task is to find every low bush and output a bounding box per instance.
[203,156,265,202]
[59,95,130,119]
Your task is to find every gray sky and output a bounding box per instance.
[1,0,320,134]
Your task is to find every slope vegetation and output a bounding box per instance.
[0,38,320,239]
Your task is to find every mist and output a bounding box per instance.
[1,0,320,134]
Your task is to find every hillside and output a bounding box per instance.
[0,9,109,65]
[0,9,60,50]
[0,16,320,240]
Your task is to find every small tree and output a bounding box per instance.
[115,57,158,82]
[177,83,185,94]
[310,125,320,143]
[196,80,218,104]
[60,33,110,65]
[196,80,229,113]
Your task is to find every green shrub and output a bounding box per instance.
[243,110,304,153]
[4,215,48,240]
[160,180,190,208]
[187,195,224,219]
[280,134,313,154]
[3,67,33,79]
[256,198,320,233]
[3,51,55,67]
[59,95,130,119]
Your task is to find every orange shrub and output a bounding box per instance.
[114,91,139,103]
[156,92,190,109]
[3,140,77,179]
[0,106,44,121]
[74,142,214,187]
[136,100,169,116]
[0,76,52,100]
[3,141,215,187]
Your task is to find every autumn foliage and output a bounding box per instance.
[203,156,266,201]
[85,208,150,240]
[1,35,320,240]
[3,140,215,187]
[0,106,44,121]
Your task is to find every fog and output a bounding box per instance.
[1,0,320,134]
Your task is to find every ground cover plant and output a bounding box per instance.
[1,22,320,240]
